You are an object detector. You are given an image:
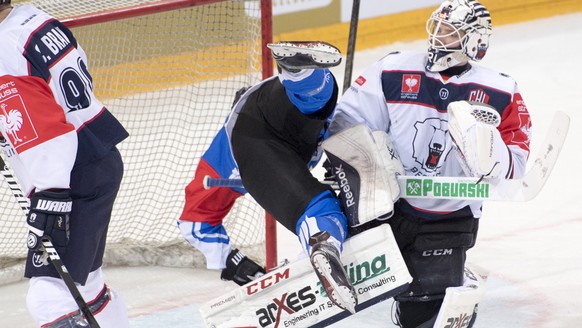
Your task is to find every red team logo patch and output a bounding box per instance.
[355,75,366,86]
[468,89,490,103]
[401,74,421,93]
[0,95,39,150]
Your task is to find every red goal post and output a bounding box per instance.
[0,0,277,284]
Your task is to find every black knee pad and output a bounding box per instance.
[403,231,474,299]
[389,213,479,327]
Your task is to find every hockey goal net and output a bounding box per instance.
[0,0,275,284]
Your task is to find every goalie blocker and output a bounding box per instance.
[200,224,412,328]
[322,124,404,227]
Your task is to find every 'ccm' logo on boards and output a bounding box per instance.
[246,268,290,295]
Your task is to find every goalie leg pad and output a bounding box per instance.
[432,264,487,328]
[323,124,403,227]
[200,224,413,328]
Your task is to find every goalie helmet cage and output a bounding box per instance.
[0,0,278,285]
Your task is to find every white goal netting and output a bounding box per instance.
[0,0,269,285]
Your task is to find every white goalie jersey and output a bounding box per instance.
[328,51,532,218]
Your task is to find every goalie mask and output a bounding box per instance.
[425,0,492,72]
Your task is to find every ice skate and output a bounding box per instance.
[309,231,358,314]
[267,41,342,72]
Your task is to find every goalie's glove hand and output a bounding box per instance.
[221,249,265,286]
[448,101,509,179]
[26,189,72,254]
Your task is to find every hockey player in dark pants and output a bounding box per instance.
[325,0,532,326]
[178,41,357,313]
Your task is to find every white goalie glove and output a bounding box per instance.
[447,101,510,179]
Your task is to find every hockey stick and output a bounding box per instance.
[342,0,360,93]
[0,156,101,328]
[204,111,569,202]
[203,175,336,190]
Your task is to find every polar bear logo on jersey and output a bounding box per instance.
[412,118,451,173]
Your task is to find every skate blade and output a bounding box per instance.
[312,253,357,314]
[267,43,341,65]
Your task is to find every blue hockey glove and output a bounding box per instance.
[26,189,72,254]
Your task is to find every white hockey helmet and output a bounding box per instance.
[425,0,492,72]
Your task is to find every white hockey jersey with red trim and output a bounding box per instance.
[329,51,532,218]
[0,5,128,195]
